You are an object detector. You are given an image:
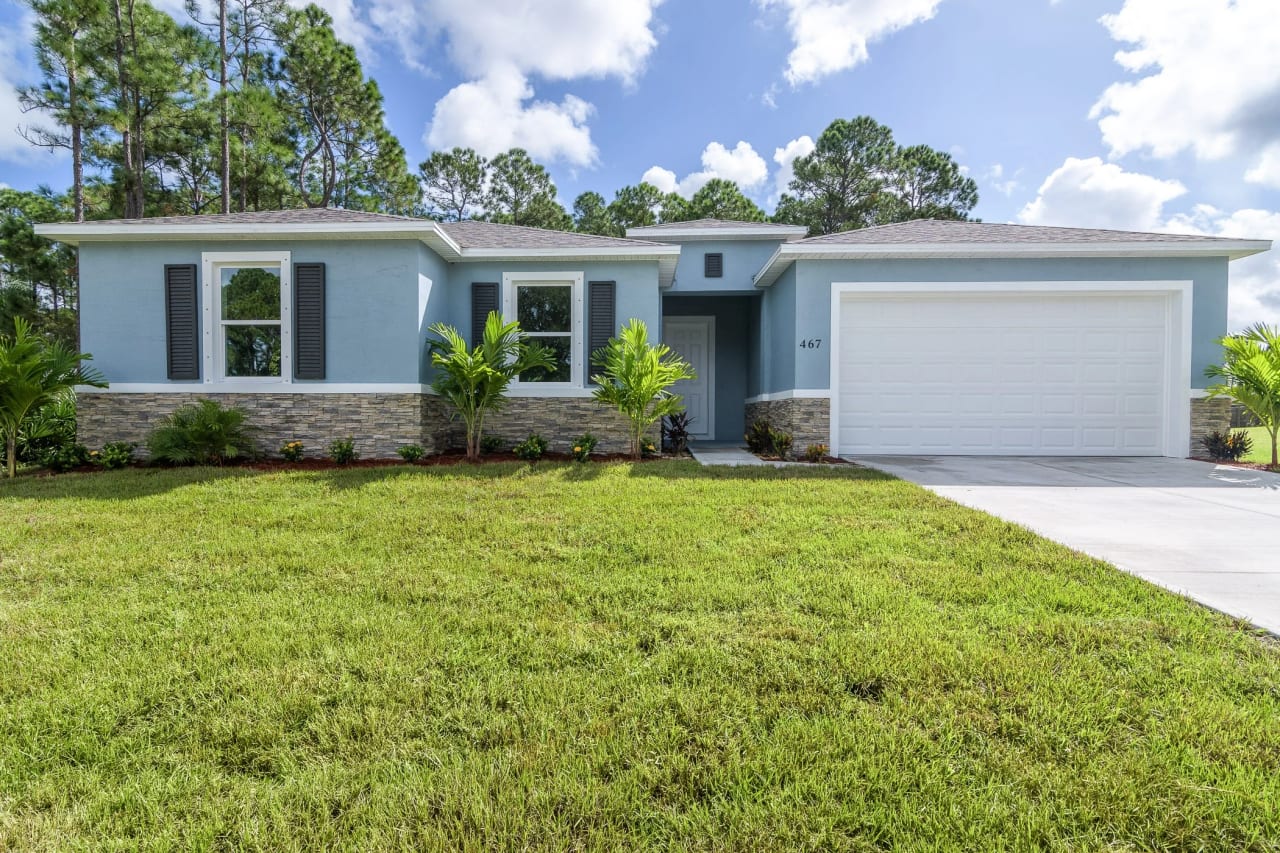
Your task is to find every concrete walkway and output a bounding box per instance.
[688,444,794,467]
[851,456,1280,636]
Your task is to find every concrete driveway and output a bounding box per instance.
[852,456,1280,635]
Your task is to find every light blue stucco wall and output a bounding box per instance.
[666,239,785,293]
[442,260,662,385]
[764,256,1231,393]
[754,264,798,395]
[78,241,662,387]
[662,294,754,441]
[79,239,423,383]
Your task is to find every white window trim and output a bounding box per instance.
[202,251,292,384]
[502,271,584,390]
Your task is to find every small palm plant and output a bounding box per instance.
[0,318,106,478]
[427,312,555,462]
[591,319,696,460]
[1206,323,1280,468]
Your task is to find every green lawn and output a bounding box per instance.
[2,462,1278,850]
[1243,425,1276,465]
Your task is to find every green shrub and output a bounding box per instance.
[640,438,658,458]
[1201,430,1253,461]
[590,320,696,459]
[93,441,135,470]
[769,429,794,459]
[147,399,260,466]
[328,437,358,465]
[39,442,89,472]
[804,443,829,462]
[480,434,507,454]
[571,433,597,463]
[514,433,548,462]
[17,395,77,464]
[745,420,772,454]
[280,440,305,462]
[397,444,425,463]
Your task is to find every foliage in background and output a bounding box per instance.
[591,320,695,460]
[513,433,548,462]
[0,317,105,477]
[1200,430,1253,462]
[426,312,555,462]
[0,189,78,346]
[1206,323,1280,468]
[773,116,979,235]
[146,398,259,465]
[327,436,356,464]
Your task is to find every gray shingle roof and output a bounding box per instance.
[629,218,805,232]
[78,208,422,227]
[55,207,669,249]
[798,219,1250,245]
[437,219,666,249]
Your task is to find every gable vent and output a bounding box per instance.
[704,253,724,278]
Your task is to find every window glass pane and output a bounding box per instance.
[520,335,571,383]
[224,325,282,377]
[222,266,281,321]
[516,285,571,332]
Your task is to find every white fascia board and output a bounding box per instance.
[625,226,808,240]
[459,245,681,288]
[753,239,1274,287]
[34,220,466,260]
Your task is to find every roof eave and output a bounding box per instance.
[33,220,466,260]
[752,240,1274,287]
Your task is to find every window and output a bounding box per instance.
[704,252,724,278]
[202,251,292,382]
[503,272,583,387]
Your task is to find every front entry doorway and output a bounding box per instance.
[663,316,715,440]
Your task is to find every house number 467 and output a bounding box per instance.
[799,339,823,349]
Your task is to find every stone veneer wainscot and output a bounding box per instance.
[743,397,831,451]
[78,392,638,458]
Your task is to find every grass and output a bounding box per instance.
[2,461,1278,851]
[1242,425,1276,466]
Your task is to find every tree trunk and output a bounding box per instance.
[1271,427,1278,469]
[6,432,16,479]
[69,50,84,222]
[219,0,230,214]
[111,0,137,218]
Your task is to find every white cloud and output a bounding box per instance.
[771,135,814,203]
[984,164,1020,197]
[1090,0,1280,182]
[0,14,54,165]
[644,141,770,198]
[1163,206,1280,329]
[640,166,677,194]
[396,0,663,166]
[1245,143,1280,190]
[760,0,944,85]
[1020,157,1280,328]
[426,66,596,166]
[1018,156,1186,232]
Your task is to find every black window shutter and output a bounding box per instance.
[471,282,499,346]
[294,262,326,380]
[587,280,616,382]
[704,253,724,278]
[164,264,199,380]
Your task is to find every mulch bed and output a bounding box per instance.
[1190,457,1280,473]
[751,454,850,465]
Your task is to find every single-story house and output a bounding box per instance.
[36,210,1271,458]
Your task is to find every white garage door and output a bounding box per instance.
[836,291,1172,456]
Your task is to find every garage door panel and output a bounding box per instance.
[837,292,1169,456]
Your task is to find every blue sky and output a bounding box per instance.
[1,0,1278,325]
